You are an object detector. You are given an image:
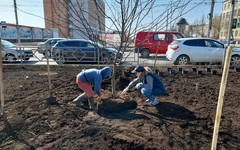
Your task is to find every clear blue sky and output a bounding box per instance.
[0,0,223,29]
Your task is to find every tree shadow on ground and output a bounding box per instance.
[0,119,35,149]
[155,102,196,121]
[97,100,150,120]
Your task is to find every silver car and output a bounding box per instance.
[37,38,66,56]
[166,38,240,65]
[1,40,33,62]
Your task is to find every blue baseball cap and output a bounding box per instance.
[131,65,145,73]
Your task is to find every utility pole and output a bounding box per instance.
[226,0,235,48]
[207,0,215,38]
[13,0,21,46]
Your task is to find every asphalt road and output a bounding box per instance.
[3,44,174,66]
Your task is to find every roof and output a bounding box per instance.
[137,31,181,34]
[177,18,187,25]
[176,38,219,41]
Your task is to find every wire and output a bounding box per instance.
[17,7,44,20]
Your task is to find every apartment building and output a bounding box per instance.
[220,0,240,40]
[43,0,105,39]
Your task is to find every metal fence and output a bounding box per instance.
[1,44,240,68]
[51,47,116,64]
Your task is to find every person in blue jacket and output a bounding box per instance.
[73,66,112,111]
[122,65,165,106]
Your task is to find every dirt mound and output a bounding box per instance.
[98,98,137,113]
[1,65,240,149]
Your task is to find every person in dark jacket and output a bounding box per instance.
[122,65,165,106]
[73,66,112,111]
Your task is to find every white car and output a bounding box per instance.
[1,40,33,62]
[166,38,240,65]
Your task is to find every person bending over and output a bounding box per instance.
[73,66,112,111]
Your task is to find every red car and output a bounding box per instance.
[134,31,184,58]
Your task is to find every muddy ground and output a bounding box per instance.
[0,65,240,150]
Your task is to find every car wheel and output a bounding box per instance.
[230,55,240,66]
[141,49,150,58]
[56,54,65,64]
[23,58,30,61]
[43,51,51,57]
[5,54,17,62]
[176,55,190,65]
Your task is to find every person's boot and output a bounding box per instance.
[88,97,97,112]
[73,93,88,107]
[147,97,159,107]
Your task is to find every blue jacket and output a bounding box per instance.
[127,71,165,96]
[77,67,112,96]
[144,71,165,95]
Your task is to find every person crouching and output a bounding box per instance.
[122,65,165,107]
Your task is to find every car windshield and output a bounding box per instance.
[97,43,104,48]
[172,34,184,40]
[2,40,16,48]
[88,40,103,48]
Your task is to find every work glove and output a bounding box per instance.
[121,88,129,94]
[135,83,143,90]
[98,89,104,98]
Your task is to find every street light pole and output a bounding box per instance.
[226,0,235,46]
[207,0,215,38]
[222,0,235,66]
[13,0,21,46]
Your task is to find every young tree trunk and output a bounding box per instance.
[112,63,117,98]
[154,41,160,71]
[0,38,7,123]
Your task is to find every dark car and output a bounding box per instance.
[220,38,236,44]
[51,39,123,64]
[37,38,66,56]
[1,40,33,62]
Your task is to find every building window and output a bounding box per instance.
[222,22,224,28]
[59,20,61,25]
[225,22,228,28]
[58,13,61,18]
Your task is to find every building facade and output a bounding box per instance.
[43,0,105,39]
[0,23,58,42]
[220,0,240,40]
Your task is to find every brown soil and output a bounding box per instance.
[0,65,240,150]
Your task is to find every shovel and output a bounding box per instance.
[45,44,58,105]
